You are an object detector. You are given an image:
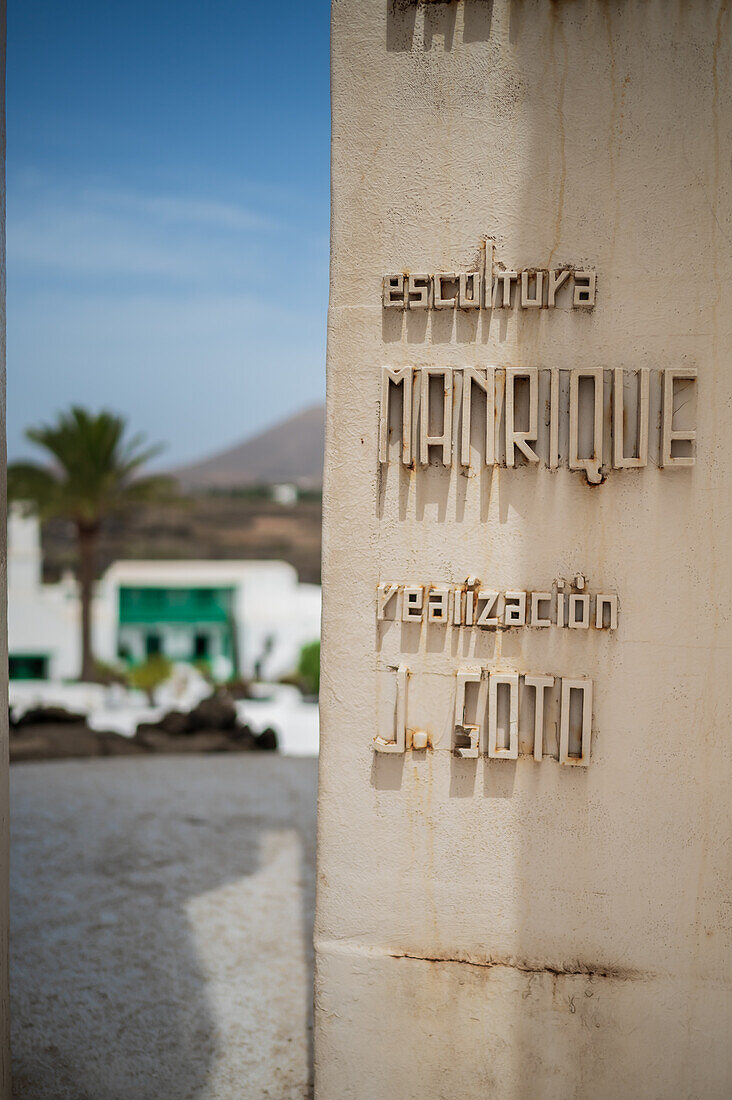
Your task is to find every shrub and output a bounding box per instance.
[297,640,320,698]
[93,659,127,686]
[127,655,173,703]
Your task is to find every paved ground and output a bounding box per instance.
[10,756,318,1099]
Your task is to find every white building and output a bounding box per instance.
[7,507,321,683]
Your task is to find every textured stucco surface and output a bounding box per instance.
[10,757,317,1099]
[317,1,731,1096]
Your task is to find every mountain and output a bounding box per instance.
[172,404,325,489]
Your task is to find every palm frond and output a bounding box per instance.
[7,463,61,516]
[21,406,173,523]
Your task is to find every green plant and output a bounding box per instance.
[126,655,173,703]
[8,407,175,681]
[297,640,320,697]
[192,659,214,683]
[93,659,127,686]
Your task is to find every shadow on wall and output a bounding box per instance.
[387,0,495,53]
[10,758,317,1099]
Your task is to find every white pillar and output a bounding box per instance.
[317,1,731,1096]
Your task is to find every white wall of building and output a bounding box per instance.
[102,559,321,681]
[7,507,321,683]
[7,507,108,680]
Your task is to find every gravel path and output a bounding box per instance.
[10,756,318,1099]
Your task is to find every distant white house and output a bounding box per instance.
[7,507,321,683]
[271,483,298,506]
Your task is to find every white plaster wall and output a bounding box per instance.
[7,509,114,680]
[234,571,321,680]
[8,509,82,679]
[317,1,731,1096]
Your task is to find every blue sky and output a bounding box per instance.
[7,0,330,465]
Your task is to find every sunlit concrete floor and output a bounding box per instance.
[10,756,318,1099]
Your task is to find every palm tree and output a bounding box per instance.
[8,407,175,682]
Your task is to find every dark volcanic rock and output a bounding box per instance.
[95,730,150,756]
[158,710,192,736]
[186,731,242,753]
[188,691,238,731]
[10,689,281,762]
[10,723,148,764]
[255,728,278,752]
[134,729,235,754]
[12,706,87,729]
[228,724,257,750]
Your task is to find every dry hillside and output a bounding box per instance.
[173,405,325,490]
[40,490,323,586]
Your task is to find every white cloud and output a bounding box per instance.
[8,177,281,281]
[81,187,276,232]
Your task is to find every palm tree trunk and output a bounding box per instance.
[77,522,99,681]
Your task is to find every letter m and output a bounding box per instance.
[379,366,414,465]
